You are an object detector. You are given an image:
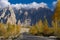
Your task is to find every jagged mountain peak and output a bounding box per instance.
[0,6,16,24]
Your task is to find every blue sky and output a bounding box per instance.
[0,0,57,9]
[9,0,57,4]
[9,0,57,8]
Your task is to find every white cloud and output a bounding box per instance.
[11,2,48,9]
[0,0,48,9]
[0,0,10,8]
[51,1,57,11]
[53,1,57,7]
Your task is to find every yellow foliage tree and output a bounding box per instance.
[43,17,54,35]
[29,25,38,35]
[0,23,21,38]
[36,19,44,33]
[0,23,7,36]
[29,19,44,35]
[43,18,49,35]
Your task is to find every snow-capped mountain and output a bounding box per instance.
[0,5,54,26]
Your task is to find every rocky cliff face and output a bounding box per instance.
[7,6,16,24]
[0,6,16,25]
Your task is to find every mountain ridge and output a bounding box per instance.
[0,6,53,26]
